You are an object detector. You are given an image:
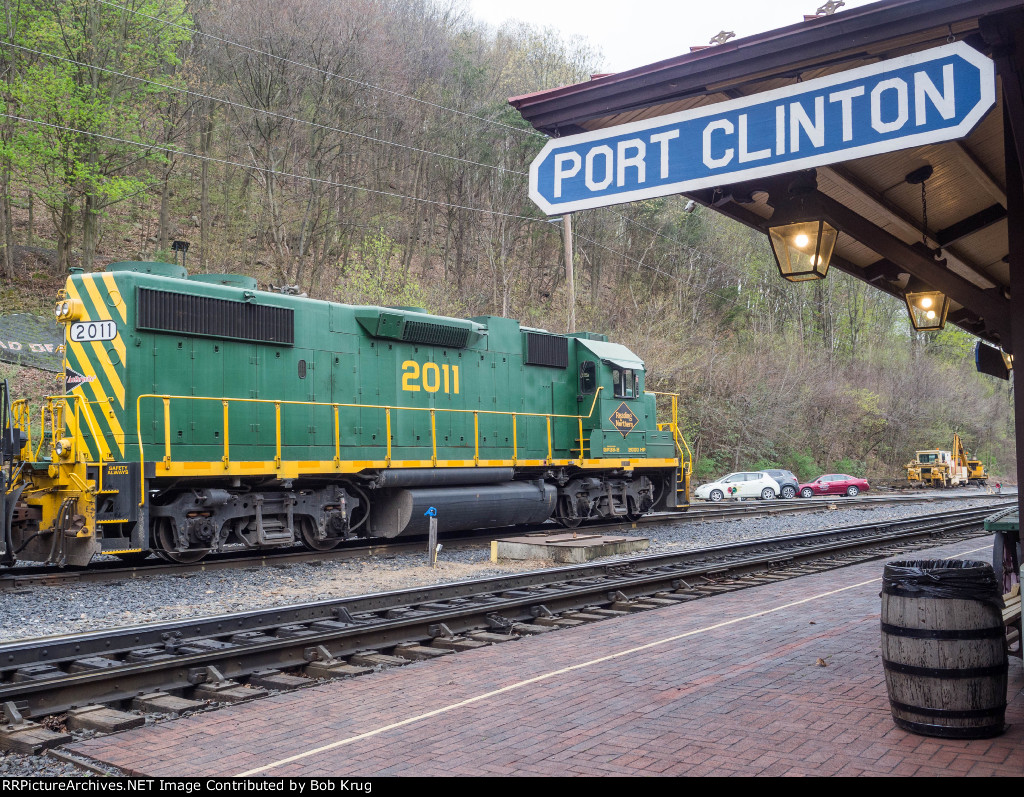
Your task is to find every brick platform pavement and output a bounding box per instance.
[69,535,1024,776]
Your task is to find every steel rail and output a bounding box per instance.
[0,492,1008,590]
[0,502,1010,718]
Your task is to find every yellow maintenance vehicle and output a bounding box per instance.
[955,433,990,486]
[904,433,988,487]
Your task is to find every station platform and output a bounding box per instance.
[69,535,1024,777]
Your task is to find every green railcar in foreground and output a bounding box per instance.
[0,261,690,566]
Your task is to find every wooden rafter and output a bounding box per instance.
[945,141,1007,206]
[935,204,1007,248]
[821,165,999,288]
[816,192,1012,341]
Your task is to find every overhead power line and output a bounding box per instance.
[0,111,548,224]
[605,206,776,289]
[0,41,527,177]
[4,111,741,309]
[569,224,739,306]
[94,0,546,139]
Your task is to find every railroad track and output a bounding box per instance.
[0,501,1010,750]
[0,491,1007,590]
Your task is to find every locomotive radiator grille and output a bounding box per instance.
[137,288,294,345]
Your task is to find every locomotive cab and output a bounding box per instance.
[546,337,689,526]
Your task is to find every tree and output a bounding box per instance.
[1,0,192,270]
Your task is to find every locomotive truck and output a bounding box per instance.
[0,261,690,566]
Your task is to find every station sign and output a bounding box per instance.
[529,42,995,215]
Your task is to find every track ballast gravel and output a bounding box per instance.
[0,493,1009,643]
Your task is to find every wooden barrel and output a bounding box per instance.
[881,559,1007,739]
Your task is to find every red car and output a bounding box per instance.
[798,474,870,498]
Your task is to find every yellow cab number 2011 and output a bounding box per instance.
[402,360,460,394]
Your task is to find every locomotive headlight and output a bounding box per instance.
[54,437,73,459]
[55,300,83,321]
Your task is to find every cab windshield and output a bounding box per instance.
[918,453,939,464]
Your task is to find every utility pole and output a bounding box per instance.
[563,213,575,332]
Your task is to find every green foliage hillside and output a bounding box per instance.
[0,0,1014,481]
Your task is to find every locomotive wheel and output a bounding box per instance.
[555,514,583,529]
[554,496,584,529]
[153,518,207,564]
[298,517,342,551]
[624,497,643,523]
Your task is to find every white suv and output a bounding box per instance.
[695,471,781,502]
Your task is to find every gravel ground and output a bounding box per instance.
[0,490,1013,777]
[0,749,106,777]
[0,491,1012,643]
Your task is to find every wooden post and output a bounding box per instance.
[563,213,575,333]
[1002,98,1024,593]
[976,14,1024,579]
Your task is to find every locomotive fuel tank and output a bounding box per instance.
[369,482,557,538]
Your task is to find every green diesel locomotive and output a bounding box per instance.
[0,261,691,566]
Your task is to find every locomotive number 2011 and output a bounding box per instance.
[402,361,460,394]
[69,321,118,342]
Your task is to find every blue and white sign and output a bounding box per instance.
[529,42,995,215]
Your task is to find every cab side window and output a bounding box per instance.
[614,368,635,398]
[579,361,596,394]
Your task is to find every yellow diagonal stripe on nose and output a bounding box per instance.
[68,280,126,409]
[99,272,127,323]
[65,387,99,463]
[67,340,124,459]
[65,280,125,457]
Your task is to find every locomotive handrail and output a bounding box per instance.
[134,388,608,507]
[648,391,693,468]
[50,394,112,464]
[11,399,31,461]
[19,394,122,467]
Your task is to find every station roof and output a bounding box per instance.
[510,0,1021,349]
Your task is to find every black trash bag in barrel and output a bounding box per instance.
[883,559,1005,609]
[881,559,1008,739]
